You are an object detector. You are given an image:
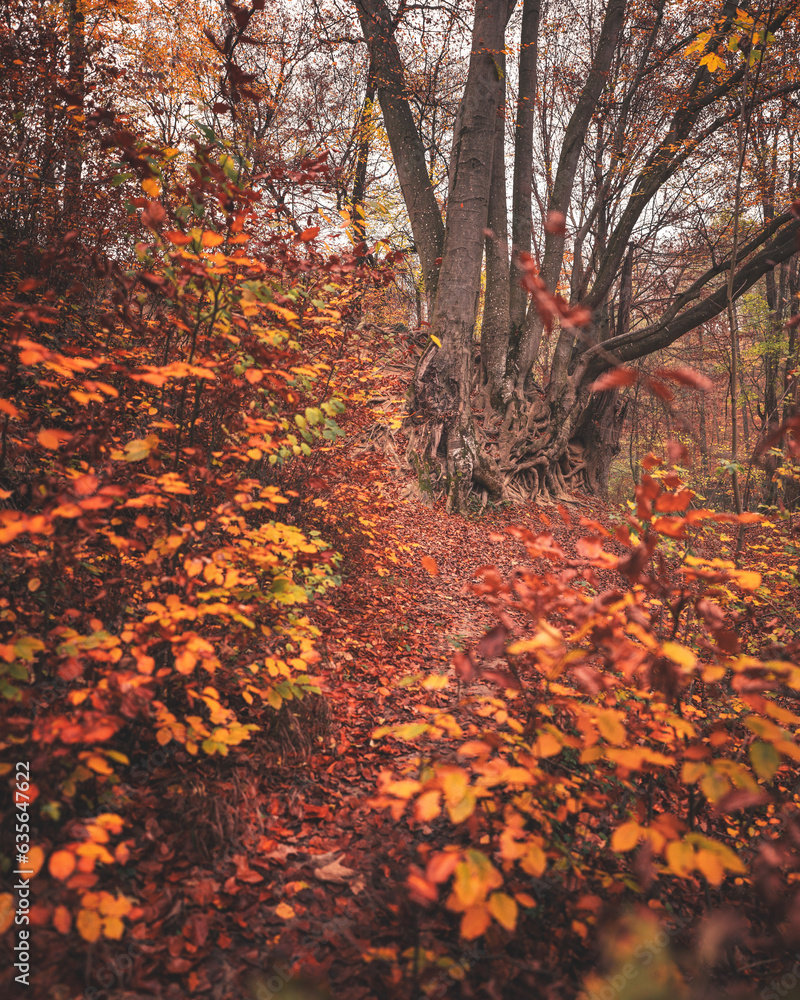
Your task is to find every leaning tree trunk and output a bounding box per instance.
[354,0,445,315]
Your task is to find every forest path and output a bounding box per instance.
[215,456,600,1000]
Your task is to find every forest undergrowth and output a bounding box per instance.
[10,427,799,1000]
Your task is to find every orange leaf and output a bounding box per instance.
[460,905,491,939]
[49,850,76,881]
[427,851,459,884]
[201,231,225,248]
[415,790,442,822]
[20,846,44,879]
[0,893,13,935]
[299,226,320,241]
[76,908,102,943]
[53,905,72,934]
[38,428,71,449]
[533,732,561,758]
[611,821,641,852]
[421,555,439,577]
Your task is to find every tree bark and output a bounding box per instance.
[63,0,85,223]
[411,0,509,510]
[508,0,540,348]
[354,0,445,313]
[481,55,511,405]
[516,0,627,396]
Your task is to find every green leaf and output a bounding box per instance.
[750,741,780,781]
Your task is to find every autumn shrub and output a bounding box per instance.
[0,110,395,944]
[372,458,800,977]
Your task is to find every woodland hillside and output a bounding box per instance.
[2,2,800,999]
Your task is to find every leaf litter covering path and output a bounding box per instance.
[65,459,595,1000]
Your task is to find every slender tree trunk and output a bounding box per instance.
[351,70,376,253]
[481,56,511,405]
[63,0,85,223]
[698,327,709,477]
[508,0,540,354]
[355,0,445,313]
[516,0,627,397]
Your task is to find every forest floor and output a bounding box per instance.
[53,446,614,1000]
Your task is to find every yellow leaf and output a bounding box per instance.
[141,176,162,198]
[695,849,725,886]
[685,31,711,57]
[275,902,296,920]
[460,905,491,939]
[440,767,469,806]
[103,915,125,940]
[665,840,695,878]
[733,570,761,590]
[611,821,641,853]
[76,908,102,943]
[414,790,442,822]
[700,51,725,73]
[488,891,518,931]
[430,335,442,348]
[533,732,561,757]
[596,710,626,746]
[266,302,299,321]
[519,842,547,877]
[662,641,697,669]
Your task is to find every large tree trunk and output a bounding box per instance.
[410,0,509,510]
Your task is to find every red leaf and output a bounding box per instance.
[141,201,166,229]
[654,367,713,391]
[590,368,637,392]
[645,377,675,402]
[544,211,566,235]
[477,624,507,660]
[453,650,477,682]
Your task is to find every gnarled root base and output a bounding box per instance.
[405,396,593,508]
